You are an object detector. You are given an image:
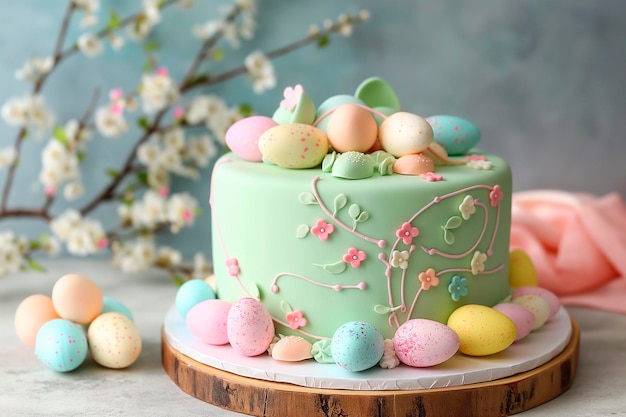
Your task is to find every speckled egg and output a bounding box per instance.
[331,321,384,372]
[512,286,560,319]
[87,312,142,369]
[15,294,61,347]
[225,116,278,162]
[378,112,434,157]
[101,296,134,321]
[271,336,313,362]
[175,278,216,319]
[508,249,539,288]
[227,297,275,357]
[186,299,231,345]
[393,319,460,367]
[51,274,103,325]
[512,295,551,330]
[331,151,375,179]
[447,304,517,356]
[326,104,378,153]
[35,318,88,372]
[493,302,536,341]
[258,123,329,169]
[427,115,481,156]
[393,153,435,176]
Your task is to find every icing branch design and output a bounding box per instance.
[270,272,367,294]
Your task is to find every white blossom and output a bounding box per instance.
[0,147,17,169]
[14,56,54,82]
[147,166,170,190]
[185,134,217,167]
[131,190,167,229]
[156,246,182,266]
[2,95,54,136]
[239,13,257,40]
[144,0,161,24]
[192,20,221,41]
[207,106,243,143]
[42,236,61,256]
[95,106,128,137]
[50,210,107,256]
[186,94,227,125]
[1,96,29,126]
[140,71,179,113]
[112,237,156,272]
[244,51,276,94]
[163,127,185,150]
[50,210,83,241]
[137,140,161,166]
[166,192,198,232]
[63,181,84,201]
[0,231,23,277]
[63,119,92,151]
[193,252,211,278]
[108,33,125,50]
[77,34,104,57]
[74,0,99,14]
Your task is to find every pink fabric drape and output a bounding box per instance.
[510,191,626,313]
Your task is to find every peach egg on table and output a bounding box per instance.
[51,273,103,325]
[14,294,60,347]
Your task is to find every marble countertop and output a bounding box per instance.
[1,259,625,416]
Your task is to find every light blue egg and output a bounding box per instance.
[35,319,88,372]
[175,279,216,319]
[101,296,134,321]
[427,115,481,156]
[331,321,384,372]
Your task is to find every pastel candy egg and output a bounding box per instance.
[512,286,560,319]
[378,112,434,157]
[512,295,551,330]
[447,304,517,356]
[272,86,316,125]
[225,116,278,162]
[88,312,142,369]
[326,104,378,153]
[331,321,384,372]
[175,279,216,319]
[186,299,231,345]
[258,123,329,169]
[35,319,88,372]
[508,249,539,288]
[315,95,366,134]
[392,319,460,367]
[101,296,134,321]
[393,153,435,176]
[15,294,61,347]
[354,77,401,111]
[51,274,103,325]
[271,336,313,362]
[331,151,375,179]
[227,297,274,357]
[427,115,481,156]
[493,303,536,341]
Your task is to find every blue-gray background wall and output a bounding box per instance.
[1,0,625,260]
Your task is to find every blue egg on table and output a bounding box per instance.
[101,296,134,321]
[331,321,384,372]
[35,319,88,372]
[175,279,216,319]
[427,115,481,155]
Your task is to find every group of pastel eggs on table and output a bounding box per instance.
[14,274,141,372]
[180,249,560,372]
[225,77,481,179]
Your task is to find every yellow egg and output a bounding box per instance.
[512,294,551,330]
[326,104,378,153]
[508,249,539,288]
[447,304,517,356]
[88,312,142,369]
[258,123,329,169]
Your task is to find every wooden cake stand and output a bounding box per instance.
[162,313,579,417]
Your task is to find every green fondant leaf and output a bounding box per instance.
[247,283,261,300]
[296,224,310,238]
[443,228,455,245]
[322,151,337,173]
[280,300,293,314]
[355,211,369,223]
[333,194,347,216]
[298,192,317,205]
[314,261,347,274]
[311,339,334,364]
[445,216,463,230]
[374,304,391,314]
[348,203,361,220]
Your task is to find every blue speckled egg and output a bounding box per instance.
[175,279,216,319]
[101,296,134,321]
[427,115,481,155]
[331,321,384,372]
[35,319,88,372]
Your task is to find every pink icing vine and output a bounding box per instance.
[270,272,367,294]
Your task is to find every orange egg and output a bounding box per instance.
[326,104,378,153]
[393,153,435,175]
[14,294,60,346]
[51,274,103,324]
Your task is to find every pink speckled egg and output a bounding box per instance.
[512,286,560,319]
[512,295,551,330]
[186,299,231,346]
[258,123,329,169]
[393,319,459,367]
[227,298,274,356]
[87,312,142,369]
[493,302,535,341]
[326,104,378,153]
[378,112,433,157]
[225,116,277,162]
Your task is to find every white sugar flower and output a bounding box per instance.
[471,251,487,275]
[95,106,128,137]
[185,134,217,167]
[459,195,476,220]
[77,34,104,57]
[244,51,276,94]
[166,192,198,232]
[0,147,17,169]
[140,70,179,113]
[390,250,410,270]
[163,127,185,150]
[14,56,54,82]
[1,96,29,126]
[467,160,493,170]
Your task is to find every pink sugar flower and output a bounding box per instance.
[343,247,367,268]
[286,310,307,329]
[396,222,419,245]
[280,84,304,111]
[311,219,334,241]
[226,258,240,276]
[465,154,488,161]
[419,172,444,182]
[418,268,439,290]
[489,185,503,207]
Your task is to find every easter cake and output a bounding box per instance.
[163,78,575,404]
